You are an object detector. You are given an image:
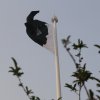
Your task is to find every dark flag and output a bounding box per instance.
[25,11,54,52]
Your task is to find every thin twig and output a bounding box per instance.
[79,86,81,100]
[17,76,31,100]
[84,84,90,99]
[66,48,77,67]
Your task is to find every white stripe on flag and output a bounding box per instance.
[43,24,54,53]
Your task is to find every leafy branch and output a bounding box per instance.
[9,57,40,100]
[62,36,100,100]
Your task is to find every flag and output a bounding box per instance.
[25,11,54,53]
[25,11,61,99]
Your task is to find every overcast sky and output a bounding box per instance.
[0,0,100,100]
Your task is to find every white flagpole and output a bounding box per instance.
[52,16,61,100]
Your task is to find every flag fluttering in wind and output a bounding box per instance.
[25,11,61,100]
[25,11,54,52]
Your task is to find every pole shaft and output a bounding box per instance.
[52,16,61,100]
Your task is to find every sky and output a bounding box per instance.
[0,0,100,100]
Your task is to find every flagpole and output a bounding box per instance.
[52,16,61,100]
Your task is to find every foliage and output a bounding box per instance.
[9,57,40,100]
[8,36,100,100]
[62,36,100,100]
[9,57,63,100]
[94,44,100,53]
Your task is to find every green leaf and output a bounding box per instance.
[97,90,100,93]
[72,67,92,86]
[94,44,100,53]
[11,57,18,67]
[72,39,88,50]
[9,58,24,77]
[90,77,100,83]
[25,86,33,95]
[31,96,40,100]
[97,83,100,87]
[94,44,100,48]
[62,35,71,48]
[89,89,94,100]
[65,83,77,92]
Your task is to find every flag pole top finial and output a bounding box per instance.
[52,16,58,23]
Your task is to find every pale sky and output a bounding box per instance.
[0,0,100,100]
